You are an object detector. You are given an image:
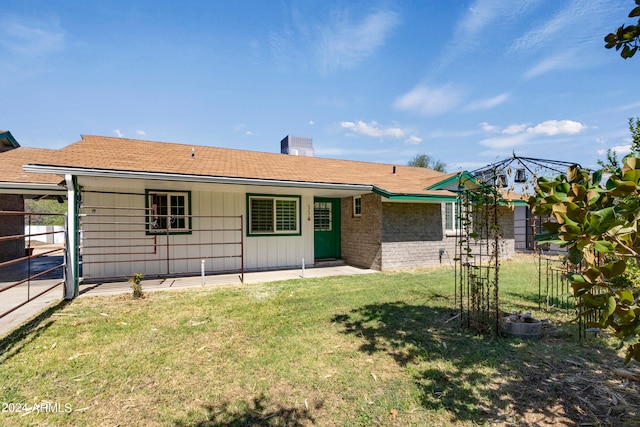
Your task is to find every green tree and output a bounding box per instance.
[25,199,67,226]
[597,148,622,175]
[529,158,640,363]
[598,117,640,174]
[605,1,640,59]
[630,117,640,151]
[407,153,446,172]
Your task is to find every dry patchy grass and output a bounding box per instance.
[1,256,639,426]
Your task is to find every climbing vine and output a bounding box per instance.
[456,176,508,335]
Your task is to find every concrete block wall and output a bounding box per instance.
[497,205,515,239]
[0,194,25,262]
[379,202,515,271]
[379,201,445,270]
[381,235,515,270]
[381,238,458,270]
[381,202,442,242]
[341,193,382,270]
[340,195,516,271]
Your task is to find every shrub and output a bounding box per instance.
[129,273,144,299]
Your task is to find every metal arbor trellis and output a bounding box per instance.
[454,154,579,335]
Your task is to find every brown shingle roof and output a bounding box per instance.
[0,147,62,185]
[26,135,457,196]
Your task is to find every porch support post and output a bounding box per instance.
[64,174,79,299]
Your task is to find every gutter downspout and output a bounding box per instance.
[64,174,79,299]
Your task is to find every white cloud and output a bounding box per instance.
[422,129,479,140]
[480,122,499,132]
[1,17,65,56]
[512,1,614,78]
[269,27,297,69]
[462,0,538,36]
[481,120,585,140]
[393,83,464,117]
[619,101,640,112]
[503,124,528,135]
[527,120,586,136]
[524,53,574,79]
[269,7,400,73]
[478,119,587,150]
[598,144,632,156]
[318,9,400,72]
[113,129,123,138]
[479,133,531,149]
[308,120,315,125]
[340,120,405,139]
[136,130,146,136]
[510,0,610,55]
[449,161,487,171]
[234,124,255,135]
[510,8,571,54]
[315,146,394,156]
[437,0,538,67]
[466,93,510,111]
[405,135,422,145]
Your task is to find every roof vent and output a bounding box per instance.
[281,135,314,157]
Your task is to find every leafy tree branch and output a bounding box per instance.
[407,153,446,172]
[529,158,640,363]
[605,1,640,59]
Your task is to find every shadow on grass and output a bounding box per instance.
[503,289,575,312]
[175,394,317,427]
[0,299,70,365]
[331,301,626,425]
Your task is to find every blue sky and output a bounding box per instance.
[1,0,638,172]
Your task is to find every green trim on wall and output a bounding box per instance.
[372,184,528,206]
[372,187,458,202]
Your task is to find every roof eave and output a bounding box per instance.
[425,171,478,190]
[372,186,457,202]
[0,182,67,195]
[23,164,374,192]
[0,130,20,148]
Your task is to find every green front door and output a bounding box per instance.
[314,198,341,260]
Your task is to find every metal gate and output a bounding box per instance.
[0,211,67,319]
[78,193,244,282]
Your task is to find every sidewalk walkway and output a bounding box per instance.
[0,265,377,338]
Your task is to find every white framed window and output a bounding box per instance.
[248,194,301,235]
[353,195,362,217]
[146,190,191,234]
[445,202,460,232]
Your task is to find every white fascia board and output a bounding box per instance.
[0,182,67,194]
[23,165,373,192]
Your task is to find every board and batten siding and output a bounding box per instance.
[78,177,314,279]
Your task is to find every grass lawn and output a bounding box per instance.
[1,254,639,426]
